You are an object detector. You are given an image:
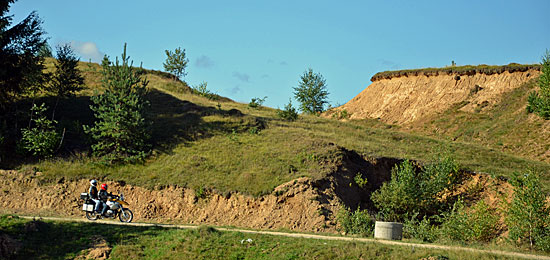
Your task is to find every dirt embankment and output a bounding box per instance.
[0,147,521,234]
[332,69,540,124]
[0,149,400,233]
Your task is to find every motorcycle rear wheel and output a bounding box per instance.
[119,208,133,223]
[85,212,99,221]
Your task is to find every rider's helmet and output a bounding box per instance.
[101,183,108,190]
[90,179,98,186]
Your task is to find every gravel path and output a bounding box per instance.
[20,216,550,260]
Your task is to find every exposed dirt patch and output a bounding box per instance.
[75,235,111,260]
[327,70,540,124]
[0,149,403,233]
[1,153,531,235]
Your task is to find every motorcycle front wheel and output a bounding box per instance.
[119,208,133,223]
[85,212,99,221]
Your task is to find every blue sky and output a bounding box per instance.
[10,0,550,108]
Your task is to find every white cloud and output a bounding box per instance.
[68,41,104,63]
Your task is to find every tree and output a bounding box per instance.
[84,44,151,164]
[48,44,84,120]
[506,171,550,251]
[163,47,188,80]
[37,42,52,58]
[293,68,329,114]
[527,50,550,119]
[0,0,47,108]
[20,103,60,157]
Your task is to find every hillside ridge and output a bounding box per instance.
[334,67,540,125]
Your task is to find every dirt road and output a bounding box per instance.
[20,216,550,260]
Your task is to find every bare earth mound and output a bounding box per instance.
[332,69,540,125]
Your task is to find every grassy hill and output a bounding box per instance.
[4,59,549,195]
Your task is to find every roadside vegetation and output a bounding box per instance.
[0,215,527,260]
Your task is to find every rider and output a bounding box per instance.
[98,183,113,216]
[88,180,101,214]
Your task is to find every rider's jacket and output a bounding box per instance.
[89,186,99,200]
[99,189,111,201]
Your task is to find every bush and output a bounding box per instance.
[20,103,60,157]
[440,199,499,243]
[403,213,438,242]
[371,155,462,222]
[506,171,550,251]
[527,50,550,119]
[191,81,219,100]
[277,99,298,121]
[248,96,267,109]
[337,207,374,237]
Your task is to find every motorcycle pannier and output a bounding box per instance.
[82,203,94,212]
[80,193,89,200]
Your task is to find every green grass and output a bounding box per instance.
[6,59,550,196]
[371,63,540,81]
[0,215,527,260]
[407,78,550,167]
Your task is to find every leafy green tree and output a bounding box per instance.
[506,171,550,251]
[84,44,151,164]
[0,0,47,108]
[527,50,550,119]
[294,68,329,114]
[163,47,188,80]
[48,44,84,119]
[20,103,60,157]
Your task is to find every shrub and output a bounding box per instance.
[506,171,550,251]
[440,199,499,243]
[527,50,550,119]
[192,81,219,100]
[337,207,374,237]
[371,155,462,222]
[353,172,368,189]
[403,213,438,242]
[277,99,298,121]
[248,96,267,109]
[20,103,60,157]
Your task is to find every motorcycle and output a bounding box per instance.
[80,192,134,223]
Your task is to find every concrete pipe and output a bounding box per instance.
[374,221,403,240]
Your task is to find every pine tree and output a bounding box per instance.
[48,44,84,120]
[163,47,188,80]
[294,68,329,114]
[84,44,151,164]
[0,0,47,108]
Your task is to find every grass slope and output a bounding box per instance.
[0,215,524,260]
[407,78,550,165]
[8,59,550,195]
